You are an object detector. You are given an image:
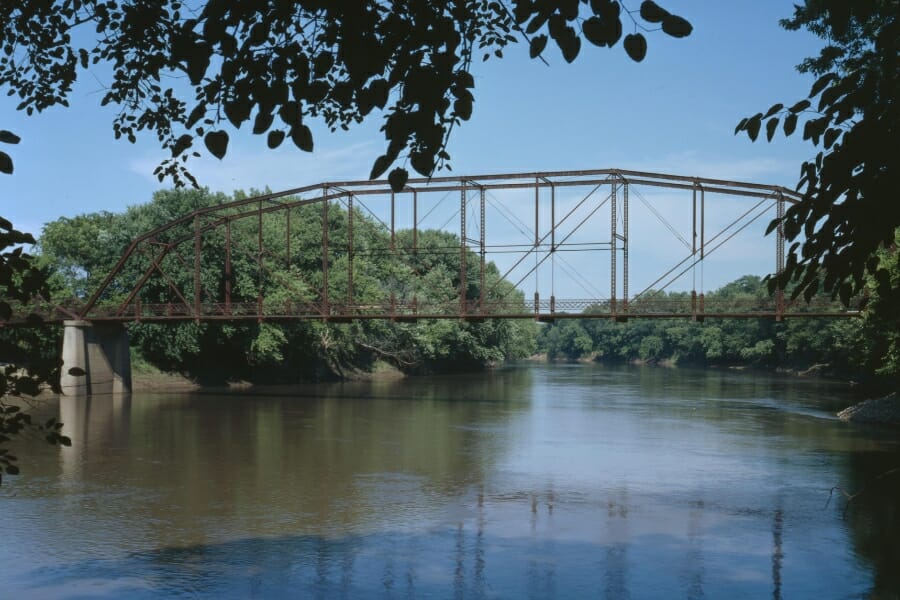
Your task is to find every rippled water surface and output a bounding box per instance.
[2,364,898,599]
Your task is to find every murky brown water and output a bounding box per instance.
[2,364,898,598]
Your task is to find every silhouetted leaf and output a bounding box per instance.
[582,16,620,48]
[765,117,778,141]
[0,151,11,174]
[783,113,798,136]
[67,367,86,377]
[661,15,692,38]
[788,99,811,113]
[764,103,784,118]
[290,124,313,152]
[171,134,193,157]
[529,34,547,58]
[0,130,20,144]
[388,167,408,191]
[623,34,647,62]
[252,110,275,134]
[370,155,391,180]
[809,73,838,97]
[267,130,285,149]
[639,1,669,23]
[746,115,762,141]
[204,130,228,159]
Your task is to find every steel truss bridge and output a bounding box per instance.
[17,169,860,325]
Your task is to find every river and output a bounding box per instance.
[1,364,898,599]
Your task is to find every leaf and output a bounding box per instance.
[290,124,313,152]
[623,34,647,62]
[185,42,211,85]
[661,15,692,38]
[765,117,778,142]
[170,134,193,157]
[639,1,669,23]
[0,151,12,174]
[6,465,19,475]
[370,154,391,180]
[252,110,274,134]
[734,117,748,134]
[529,34,548,58]
[823,127,841,149]
[388,167,408,191]
[788,99,811,113]
[67,367,86,376]
[764,103,783,118]
[582,16,620,48]
[783,112,798,136]
[454,97,473,120]
[0,130,20,144]
[267,130,285,149]
[746,115,761,141]
[224,98,251,128]
[809,72,838,98]
[204,130,229,159]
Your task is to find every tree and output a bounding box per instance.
[0,219,70,484]
[1,0,692,189]
[735,1,899,307]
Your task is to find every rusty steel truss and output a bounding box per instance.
[21,169,862,324]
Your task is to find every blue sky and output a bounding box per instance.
[1,2,825,297]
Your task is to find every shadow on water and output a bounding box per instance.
[17,503,797,600]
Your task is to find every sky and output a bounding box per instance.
[1,2,826,299]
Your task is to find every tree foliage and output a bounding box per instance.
[1,0,692,189]
[38,188,537,382]
[0,220,70,484]
[735,1,899,307]
[537,274,897,380]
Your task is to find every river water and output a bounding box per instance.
[2,364,898,599]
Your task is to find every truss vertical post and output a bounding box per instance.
[776,191,785,321]
[413,189,418,313]
[322,187,329,315]
[257,200,264,320]
[534,177,540,310]
[611,180,617,317]
[479,186,486,314]
[460,183,467,316]
[286,207,292,269]
[193,214,201,322]
[700,185,705,318]
[623,180,629,314]
[390,191,396,251]
[225,219,232,315]
[348,193,354,310]
[550,180,556,312]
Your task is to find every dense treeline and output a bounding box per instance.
[538,265,899,380]
[35,188,535,382]
[17,189,899,385]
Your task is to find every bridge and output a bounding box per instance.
[5,169,860,395]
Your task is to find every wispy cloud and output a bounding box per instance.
[620,150,797,186]
[129,140,378,195]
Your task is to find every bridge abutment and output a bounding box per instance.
[60,320,132,396]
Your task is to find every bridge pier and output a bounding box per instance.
[60,320,132,396]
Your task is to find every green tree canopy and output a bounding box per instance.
[736,0,899,306]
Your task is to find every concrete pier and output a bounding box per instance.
[60,320,132,396]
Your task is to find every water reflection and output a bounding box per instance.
[1,364,897,598]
